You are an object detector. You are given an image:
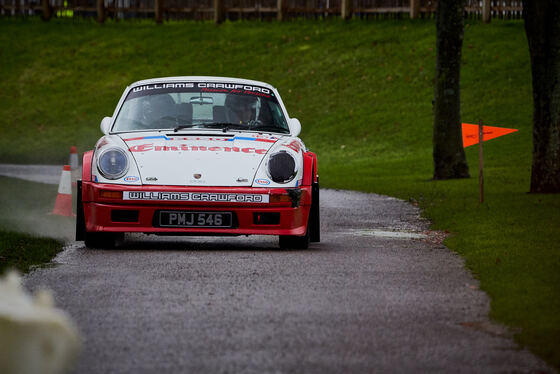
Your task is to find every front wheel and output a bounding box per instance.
[84,232,122,249]
[309,181,320,243]
[279,227,310,249]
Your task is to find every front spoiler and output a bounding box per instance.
[79,181,312,237]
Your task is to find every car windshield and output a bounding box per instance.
[112,82,290,134]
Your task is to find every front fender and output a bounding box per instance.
[302,151,318,186]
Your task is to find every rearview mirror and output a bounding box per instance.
[190,96,214,105]
[289,118,301,137]
[100,117,112,135]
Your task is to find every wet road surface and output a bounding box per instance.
[0,164,62,185]
[24,189,552,373]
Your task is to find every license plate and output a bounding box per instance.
[159,211,232,228]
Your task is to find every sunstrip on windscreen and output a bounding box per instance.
[127,82,273,100]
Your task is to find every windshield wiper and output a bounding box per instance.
[203,122,248,133]
[250,125,289,134]
[173,124,196,132]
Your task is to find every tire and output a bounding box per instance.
[84,232,122,249]
[77,181,123,249]
[279,226,310,249]
[75,181,86,241]
[310,181,320,243]
[279,177,320,249]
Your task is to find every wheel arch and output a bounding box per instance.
[82,150,94,182]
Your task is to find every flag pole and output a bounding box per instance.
[479,119,484,204]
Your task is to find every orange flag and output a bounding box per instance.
[462,123,518,147]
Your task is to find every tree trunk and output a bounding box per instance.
[41,0,51,21]
[155,0,164,24]
[410,0,420,20]
[341,0,352,20]
[523,0,560,193]
[96,0,105,23]
[277,0,285,21]
[433,0,470,180]
[214,0,225,24]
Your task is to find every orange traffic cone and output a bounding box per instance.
[51,165,75,217]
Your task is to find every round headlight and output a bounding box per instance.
[267,151,297,183]
[97,148,129,180]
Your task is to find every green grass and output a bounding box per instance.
[0,230,62,274]
[0,17,559,368]
[0,176,70,274]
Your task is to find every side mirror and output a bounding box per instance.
[100,117,112,135]
[289,118,301,137]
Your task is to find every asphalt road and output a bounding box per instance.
[24,189,552,373]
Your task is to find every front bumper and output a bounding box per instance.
[81,182,311,236]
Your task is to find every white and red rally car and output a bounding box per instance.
[76,77,320,249]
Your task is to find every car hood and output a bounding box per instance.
[120,132,283,186]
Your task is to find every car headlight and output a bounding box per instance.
[267,151,297,183]
[97,148,129,180]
